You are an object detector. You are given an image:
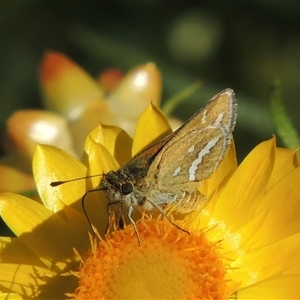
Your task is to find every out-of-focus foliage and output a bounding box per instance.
[1,2,300,155]
[270,80,300,150]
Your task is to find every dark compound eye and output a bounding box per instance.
[121,182,133,195]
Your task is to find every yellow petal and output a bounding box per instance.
[230,233,300,289]
[33,145,93,243]
[0,193,78,268]
[267,146,299,189]
[0,237,42,266]
[0,293,23,300]
[0,163,35,193]
[237,274,300,299]
[0,263,55,298]
[132,103,172,155]
[87,124,132,167]
[7,110,77,160]
[33,144,87,212]
[217,210,268,259]
[59,204,91,247]
[254,167,300,245]
[108,63,162,119]
[83,135,119,177]
[202,138,275,230]
[69,99,118,154]
[40,52,105,120]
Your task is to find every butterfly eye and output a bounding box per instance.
[121,182,133,195]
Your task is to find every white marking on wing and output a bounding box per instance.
[201,110,207,124]
[215,112,224,125]
[173,166,181,177]
[188,145,195,153]
[188,137,220,181]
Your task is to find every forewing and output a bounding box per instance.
[147,88,237,189]
[154,126,228,187]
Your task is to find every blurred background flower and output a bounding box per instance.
[0,3,299,233]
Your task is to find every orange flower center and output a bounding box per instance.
[70,218,230,299]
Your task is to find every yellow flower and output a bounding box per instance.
[1,104,300,299]
[39,51,163,153]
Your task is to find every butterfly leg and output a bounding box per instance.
[106,200,124,233]
[146,198,190,235]
[128,204,141,246]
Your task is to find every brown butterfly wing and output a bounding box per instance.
[146,89,237,191]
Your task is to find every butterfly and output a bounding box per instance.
[97,88,237,244]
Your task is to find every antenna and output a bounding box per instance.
[81,188,103,237]
[50,174,104,187]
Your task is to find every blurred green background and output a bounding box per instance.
[1,2,300,158]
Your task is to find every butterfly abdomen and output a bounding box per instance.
[170,190,207,214]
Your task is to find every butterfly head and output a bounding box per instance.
[100,170,141,232]
[100,170,134,201]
